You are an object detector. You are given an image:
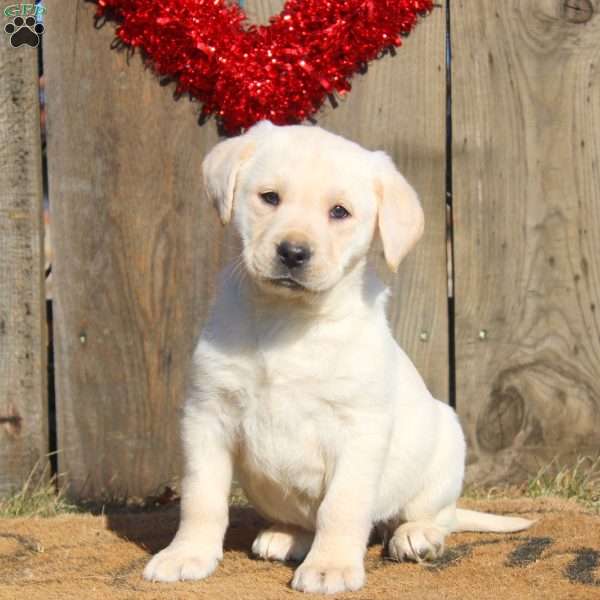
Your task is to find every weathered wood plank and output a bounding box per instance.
[452,0,600,484]
[0,42,48,495]
[44,0,225,499]
[253,0,449,401]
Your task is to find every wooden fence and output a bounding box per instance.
[1,0,599,500]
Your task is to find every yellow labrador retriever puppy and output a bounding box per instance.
[144,121,531,594]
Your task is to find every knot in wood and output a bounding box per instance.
[561,0,594,24]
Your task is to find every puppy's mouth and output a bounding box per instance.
[266,276,306,291]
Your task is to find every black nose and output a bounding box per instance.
[277,240,311,269]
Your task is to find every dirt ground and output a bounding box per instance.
[0,497,598,600]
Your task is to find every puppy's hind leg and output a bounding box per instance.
[388,521,447,562]
[388,404,466,563]
[252,524,314,562]
[387,504,456,563]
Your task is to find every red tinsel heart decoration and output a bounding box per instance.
[96,0,434,134]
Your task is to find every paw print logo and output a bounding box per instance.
[4,15,44,48]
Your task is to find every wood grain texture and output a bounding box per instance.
[452,0,600,484]
[0,43,48,496]
[253,0,449,401]
[44,0,227,499]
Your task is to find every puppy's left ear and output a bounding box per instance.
[372,151,425,272]
[202,136,256,225]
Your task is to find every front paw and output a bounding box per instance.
[291,560,365,594]
[143,541,221,583]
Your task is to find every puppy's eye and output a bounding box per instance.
[260,191,280,206]
[329,205,351,220]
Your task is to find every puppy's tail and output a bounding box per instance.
[454,509,534,533]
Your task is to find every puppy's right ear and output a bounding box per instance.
[203,121,275,224]
[202,136,256,225]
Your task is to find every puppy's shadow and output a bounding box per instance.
[105,503,268,557]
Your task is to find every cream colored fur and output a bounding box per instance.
[143,121,532,594]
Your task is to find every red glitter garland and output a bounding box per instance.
[96,0,434,134]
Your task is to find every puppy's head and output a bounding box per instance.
[203,121,424,297]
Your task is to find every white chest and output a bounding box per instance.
[226,331,371,499]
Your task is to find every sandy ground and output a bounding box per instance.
[0,497,598,600]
